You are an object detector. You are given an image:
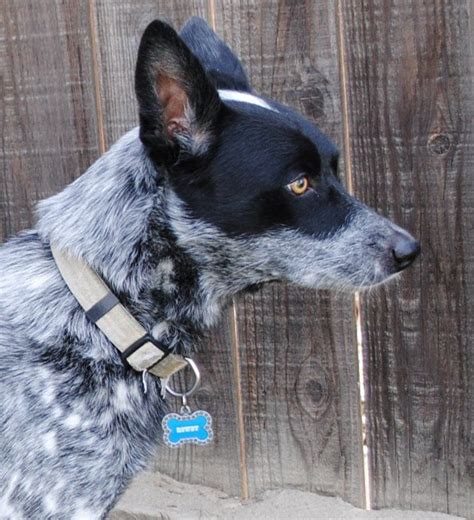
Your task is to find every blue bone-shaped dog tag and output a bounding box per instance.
[162,410,213,447]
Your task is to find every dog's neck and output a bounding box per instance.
[37,129,261,354]
[117,205,222,353]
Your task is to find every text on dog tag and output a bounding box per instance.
[162,410,213,447]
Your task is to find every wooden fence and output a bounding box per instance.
[1,1,472,517]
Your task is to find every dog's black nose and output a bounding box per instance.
[392,234,420,270]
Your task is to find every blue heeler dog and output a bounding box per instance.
[0,18,420,519]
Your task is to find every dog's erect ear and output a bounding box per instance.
[135,20,222,164]
[179,17,251,92]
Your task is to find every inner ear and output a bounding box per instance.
[136,20,223,164]
[156,73,189,139]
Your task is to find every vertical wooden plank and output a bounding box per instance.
[92,0,243,496]
[0,0,99,241]
[340,0,474,516]
[214,0,365,505]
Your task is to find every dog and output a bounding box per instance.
[0,17,419,519]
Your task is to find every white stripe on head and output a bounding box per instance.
[218,89,278,112]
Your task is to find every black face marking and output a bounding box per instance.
[135,19,356,242]
[166,107,354,239]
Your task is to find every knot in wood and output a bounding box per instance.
[428,134,451,156]
[295,360,331,420]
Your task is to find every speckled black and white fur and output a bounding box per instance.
[0,18,420,519]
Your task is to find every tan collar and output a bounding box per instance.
[51,246,188,379]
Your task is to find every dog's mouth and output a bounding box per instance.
[338,243,420,291]
[321,224,420,291]
[281,234,420,293]
[334,244,420,291]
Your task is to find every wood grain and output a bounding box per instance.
[214,0,365,505]
[339,0,474,516]
[92,0,243,496]
[0,0,99,241]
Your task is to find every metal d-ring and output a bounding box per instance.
[165,358,201,400]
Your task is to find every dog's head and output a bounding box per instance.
[135,19,419,292]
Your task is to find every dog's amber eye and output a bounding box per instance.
[288,176,309,196]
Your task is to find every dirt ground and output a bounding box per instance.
[111,472,465,520]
